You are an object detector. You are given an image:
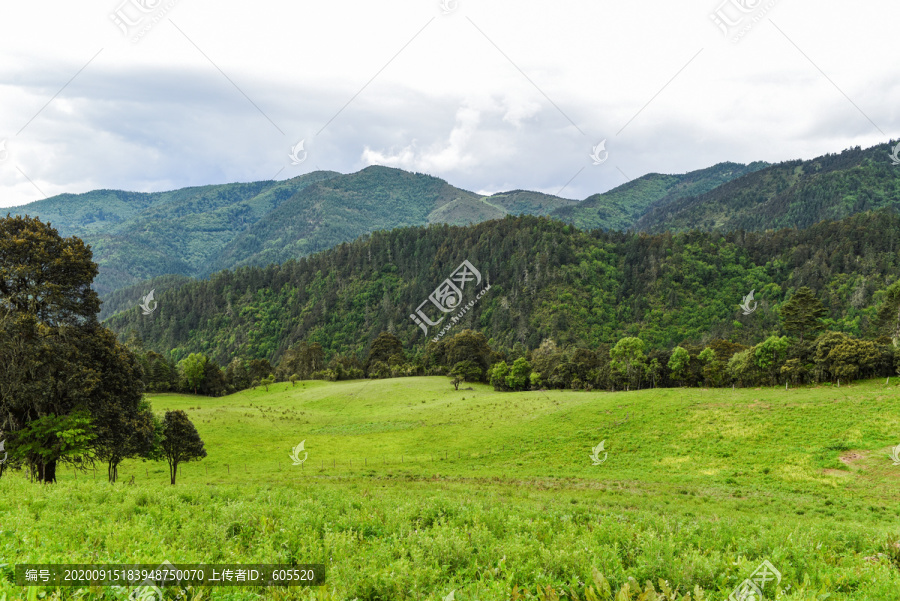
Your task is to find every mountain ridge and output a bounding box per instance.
[9,141,898,308]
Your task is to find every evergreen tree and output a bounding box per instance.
[780,287,827,342]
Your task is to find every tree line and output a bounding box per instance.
[132,277,900,396]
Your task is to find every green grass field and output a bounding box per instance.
[2,377,900,600]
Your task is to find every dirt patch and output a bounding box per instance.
[839,451,864,465]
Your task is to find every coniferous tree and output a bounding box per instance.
[780,287,827,342]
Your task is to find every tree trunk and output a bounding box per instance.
[108,461,118,483]
[39,459,57,483]
[170,462,177,485]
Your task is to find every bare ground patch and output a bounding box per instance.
[839,451,865,466]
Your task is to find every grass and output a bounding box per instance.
[1,377,900,599]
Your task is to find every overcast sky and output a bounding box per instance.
[0,0,897,208]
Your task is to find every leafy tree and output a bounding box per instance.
[727,349,759,387]
[753,335,791,384]
[93,399,159,483]
[505,358,532,391]
[780,287,827,341]
[247,358,273,382]
[490,361,510,391]
[178,353,207,395]
[444,330,493,377]
[200,359,227,397]
[277,341,324,380]
[610,337,647,391]
[827,339,879,383]
[367,361,392,380]
[161,410,206,485]
[698,347,722,387]
[780,358,805,386]
[645,358,661,389]
[450,360,483,383]
[0,214,99,323]
[259,374,276,391]
[328,354,365,380]
[10,412,95,483]
[225,358,250,391]
[366,333,404,373]
[668,346,691,386]
[530,339,562,380]
[814,331,851,382]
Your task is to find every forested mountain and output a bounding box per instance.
[635,142,900,232]
[9,141,899,308]
[6,167,575,300]
[105,210,900,367]
[97,274,194,321]
[549,161,768,231]
[5,172,341,295]
[205,166,577,274]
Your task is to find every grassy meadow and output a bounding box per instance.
[2,377,900,599]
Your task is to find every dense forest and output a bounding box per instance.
[106,210,900,374]
[636,142,900,232]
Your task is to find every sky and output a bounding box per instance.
[0,0,897,208]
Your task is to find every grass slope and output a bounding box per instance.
[2,377,900,599]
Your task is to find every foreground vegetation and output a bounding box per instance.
[3,377,900,599]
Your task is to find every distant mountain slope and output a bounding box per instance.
[7,166,575,298]
[549,162,768,231]
[11,141,899,302]
[635,143,900,232]
[208,166,510,273]
[483,190,577,216]
[7,172,341,295]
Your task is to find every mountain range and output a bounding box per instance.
[6,140,899,322]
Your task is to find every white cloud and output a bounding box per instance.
[0,0,898,208]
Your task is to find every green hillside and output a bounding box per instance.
[4,377,899,599]
[550,161,768,231]
[636,142,900,232]
[6,172,341,295]
[207,166,570,274]
[105,211,900,366]
[6,168,575,302]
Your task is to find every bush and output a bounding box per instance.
[311,369,338,381]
